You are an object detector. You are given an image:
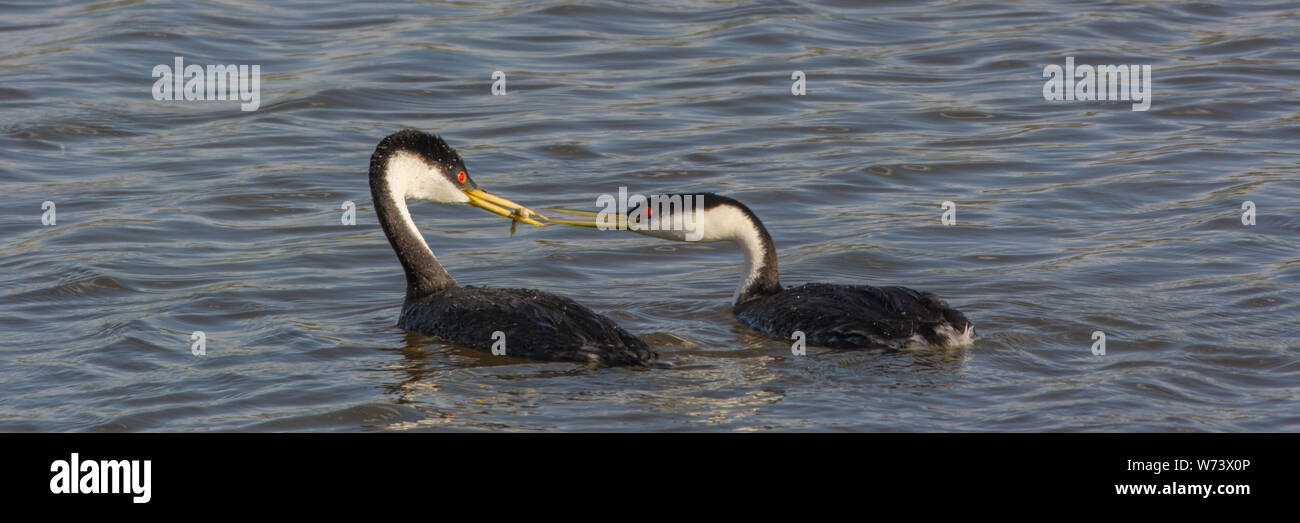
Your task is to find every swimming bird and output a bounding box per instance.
[368,130,656,366]
[546,193,975,350]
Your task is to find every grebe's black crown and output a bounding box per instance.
[370,129,472,188]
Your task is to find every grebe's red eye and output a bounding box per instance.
[457,170,466,183]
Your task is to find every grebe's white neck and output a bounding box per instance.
[695,204,780,304]
[370,151,463,297]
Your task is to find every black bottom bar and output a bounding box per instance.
[4,433,1289,510]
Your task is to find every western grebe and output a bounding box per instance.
[369,130,656,367]
[547,193,975,350]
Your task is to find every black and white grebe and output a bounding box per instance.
[547,193,975,350]
[369,130,656,367]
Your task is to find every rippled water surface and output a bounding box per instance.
[2,0,1297,431]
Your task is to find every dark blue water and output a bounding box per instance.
[1,0,1297,431]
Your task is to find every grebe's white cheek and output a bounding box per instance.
[634,228,689,242]
[696,206,754,244]
[384,152,466,203]
[409,168,469,203]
